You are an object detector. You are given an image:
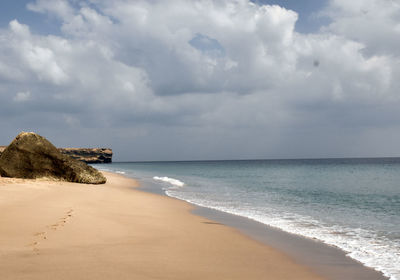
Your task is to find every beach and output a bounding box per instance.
[104,160,396,280]
[0,171,324,280]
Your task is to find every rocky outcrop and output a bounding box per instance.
[0,132,106,184]
[0,146,112,164]
[59,148,112,164]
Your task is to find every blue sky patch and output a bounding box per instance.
[189,33,226,57]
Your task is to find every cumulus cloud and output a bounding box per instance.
[27,0,75,20]
[0,0,399,160]
[322,0,400,56]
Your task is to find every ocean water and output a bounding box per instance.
[94,158,400,280]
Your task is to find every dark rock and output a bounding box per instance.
[0,146,112,164]
[59,148,112,164]
[0,132,106,184]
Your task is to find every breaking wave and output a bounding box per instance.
[153,176,185,187]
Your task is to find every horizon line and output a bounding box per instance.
[110,156,400,164]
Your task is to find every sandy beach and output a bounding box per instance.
[0,171,326,280]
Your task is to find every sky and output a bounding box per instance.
[0,0,400,161]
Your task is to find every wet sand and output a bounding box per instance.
[138,178,388,280]
[193,207,388,280]
[0,172,324,280]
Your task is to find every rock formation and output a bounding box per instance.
[0,132,106,184]
[59,148,112,163]
[0,146,112,164]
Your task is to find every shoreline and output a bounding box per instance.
[1,171,325,280]
[137,175,388,280]
[192,206,388,280]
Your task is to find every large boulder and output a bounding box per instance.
[0,132,106,184]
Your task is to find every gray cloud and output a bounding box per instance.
[0,0,399,160]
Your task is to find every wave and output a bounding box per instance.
[93,167,111,172]
[164,191,399,280]
[153,176,185,187]
[91,165,126,174]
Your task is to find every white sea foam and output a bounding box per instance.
[94,167,111,172]
[165,190,400,280]
[100,161,399,280]
[91,166,125,174]
[153,176,185,187]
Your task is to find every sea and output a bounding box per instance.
[93,158,400,280]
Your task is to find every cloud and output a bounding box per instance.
[0,0,399,160]
[189,33,225,57]
[321,0,400,56]
[27,0,75,20]
[14,91,31,102]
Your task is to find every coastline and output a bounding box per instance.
[1,171,325,280]
[192,206,388,280]
[138,176,388,280]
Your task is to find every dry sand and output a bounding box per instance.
[0,172,325,280]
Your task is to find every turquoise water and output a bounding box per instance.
[94,158,400,280]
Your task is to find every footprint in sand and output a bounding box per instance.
[27,241,38,246]
[34,231,47,240]
[26,241,40,255]
[48,209,74,230]
[28,208,74,254]
[50,223,59,230]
